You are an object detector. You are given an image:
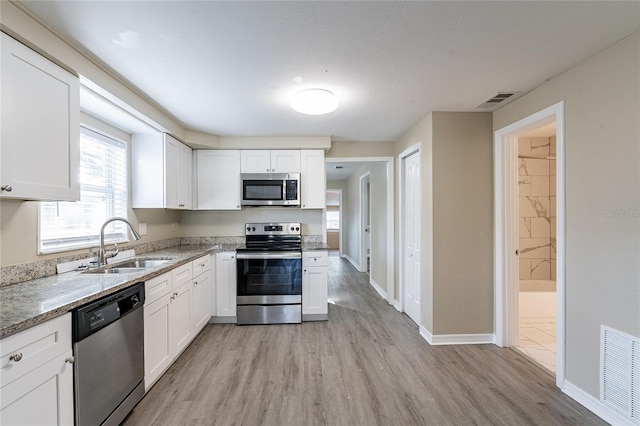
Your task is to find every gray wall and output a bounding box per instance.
[431,112,493,335]
[394,112,494,335]
[494,31,640,397]
[335,163,388,291]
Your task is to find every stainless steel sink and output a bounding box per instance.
[96,267,148,274]
[113,259,173,268]
[85,258,174,274]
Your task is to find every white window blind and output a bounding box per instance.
[39,127,128,253]
[326,208,340,230]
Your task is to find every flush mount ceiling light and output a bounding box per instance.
[290,88,339,115]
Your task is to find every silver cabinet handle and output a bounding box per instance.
[1,185,13,192]
[194,281,198,285]
[65,356,75,364]
[9,353,23,362]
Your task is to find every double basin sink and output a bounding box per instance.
[86,258,175,274]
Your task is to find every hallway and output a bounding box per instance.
[124,257,603,425]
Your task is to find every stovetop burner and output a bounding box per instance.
[238,222,302,252]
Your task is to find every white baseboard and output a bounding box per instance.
[344,254,360,270]
[562,380,634,426]
[392,299,401,312]
[419,326,496,346]
[369,278,387,299]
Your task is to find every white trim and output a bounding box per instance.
[392,299,401,312]
[359,172,371,274]
[325,156,395,306]
[369,278,387,299]
[343,254,360,271]
[562,381,633,426]
[419,326,496,346]
[420,325,433,345]
[494,101,566,389]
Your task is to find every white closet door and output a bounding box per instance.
[403,152,421,325]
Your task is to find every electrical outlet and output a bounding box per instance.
[138,223,147,235]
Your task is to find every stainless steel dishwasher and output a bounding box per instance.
[73,282,145,426]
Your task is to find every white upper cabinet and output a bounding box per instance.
[241,150,300,173]
[195,150,241,210]
[132,133,192,209]
[300,150,326,209]
[0,33,80,201]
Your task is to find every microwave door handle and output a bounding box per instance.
[236,252,302,260]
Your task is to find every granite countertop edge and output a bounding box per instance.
[0,244,241,339]
[302,242,330,251]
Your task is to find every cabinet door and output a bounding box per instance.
[0,350,74,426]
[240,150,271,173]
[300,150,326,209]
[215,252,237,317]
[164,135,192,209]
[1,33,79,201]
[271,150,301,173]
[196,150,241,210]
[302,267,328,316]
[170,282,193,357]
[144,293,172,391]
[192,271,211,333]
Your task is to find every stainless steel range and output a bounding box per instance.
[236,223,302,325]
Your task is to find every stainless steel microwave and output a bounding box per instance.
[241,173,300,207]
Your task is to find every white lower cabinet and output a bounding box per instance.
[0,314,73,425]
[144,256,212,391]
[143,291,172,391]
[302,251,329,320]
[191,255,212,333]
[215,252,237,320]
[170,281,193,357]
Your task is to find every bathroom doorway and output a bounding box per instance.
[515,123,557,372]
[494,101,566,388]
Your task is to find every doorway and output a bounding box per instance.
[515,123,558,372]
[325,189,342,258]
[494,101,566,388]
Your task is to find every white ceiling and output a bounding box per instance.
[18,1,640,142]
[326,162,364,181]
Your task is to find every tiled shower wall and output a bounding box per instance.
[518,136,556,281]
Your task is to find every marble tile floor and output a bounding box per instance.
[516,319,557,373]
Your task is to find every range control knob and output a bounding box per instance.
[290,227,295,231]
[246,227,251,232]
[252,227,256,231]
[296,227,300,231]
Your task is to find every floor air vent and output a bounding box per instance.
[600,326,640,424]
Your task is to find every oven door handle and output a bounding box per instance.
[236,252,302,260]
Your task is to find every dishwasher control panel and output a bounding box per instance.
[73,282,145,342]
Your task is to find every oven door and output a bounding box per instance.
[236,252,302,304]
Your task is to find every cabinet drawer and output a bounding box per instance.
[145,272,172,305]
[172,262,193,289]
[303,251,328,267]
[191,255,211,278]
[1,313,71,388]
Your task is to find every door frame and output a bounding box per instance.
[359,172,371,274]
[325,157,394,305]
[494,101,565,388]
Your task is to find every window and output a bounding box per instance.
[326,207,340,230]
[39,127,128,253]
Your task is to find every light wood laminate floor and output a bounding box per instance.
[124,257,604,426]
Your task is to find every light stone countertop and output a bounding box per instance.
[0,244,240,339]
[302,242,330,251]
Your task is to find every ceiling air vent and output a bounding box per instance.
[476,92,519,110]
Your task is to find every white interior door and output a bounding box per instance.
[403,152,421,325]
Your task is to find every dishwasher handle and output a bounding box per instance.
[73,282,145,342]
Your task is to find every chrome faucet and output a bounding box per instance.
[97,217,141,266]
